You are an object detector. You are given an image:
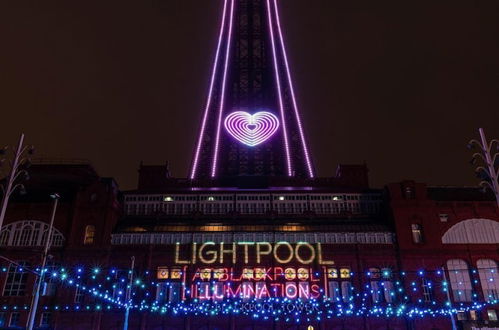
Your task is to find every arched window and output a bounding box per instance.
[84,225,96,245]
[446,259,472,302]
[477,259,499,301]
[442,219,499,244]
[19,224,34,246]
[0,229,9,245]
[0,221,64,247]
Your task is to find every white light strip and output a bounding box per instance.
[211,0,236,178]
[272,0,314,178]
[266,0,293,176]
[190,0,230,179]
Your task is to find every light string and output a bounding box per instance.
[211,0,236,178]
[1,264,497,322]
[190,0,230,179]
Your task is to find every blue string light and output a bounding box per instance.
[1,265,497,322]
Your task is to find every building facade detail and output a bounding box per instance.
[124,193,382,216]
[111,231,395,245]
[442,218,499,244]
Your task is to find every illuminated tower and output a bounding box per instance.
[190,0,314,180]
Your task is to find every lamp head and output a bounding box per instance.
[476,172,488,180]
[19,185,27,195]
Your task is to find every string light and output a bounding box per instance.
[1,264,496,322]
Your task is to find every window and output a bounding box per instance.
[411,224,423,243]
[404,186,415,199]
[0,220,65,247]
[369,268,382,303]
[326,267,352,302]
[156,282,169,304]
[439,214,449,222]
[156,282,181,304]
[340,268,351,279]
[422,278,434,303]
[369,268,395,304]
[90,193,98,203]
[84,225,96,245]
[447,259,473,302]
[3,262,29,296]
[341,281,352,302]
[40,312,51,327]
[111,270,128,301]
[42,262,58,296]
[477,259,499,301]
[370,280,382,303]
[9,312,20,327]
[19,224,34,246]
[0,230,8,245]
[442,218,499,244]
[488,309,498,321]
[74,286,84,304]
[328,281,340,301]
[383,280,395,303]
[0,313,6,327]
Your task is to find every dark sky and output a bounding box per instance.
[1,0,498,189]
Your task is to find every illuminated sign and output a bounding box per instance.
[174,242,334,265]
[161,242,344,301]
[157,267,169,279]
[190,267,322,300]
[224,111,280,147]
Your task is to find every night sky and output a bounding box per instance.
[1,0,498,189]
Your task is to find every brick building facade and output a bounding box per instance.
[0,162,497,329]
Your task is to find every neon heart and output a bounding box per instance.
[224,111,280,147]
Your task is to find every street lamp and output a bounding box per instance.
[0,133,34,232]
[441,266,458,330]
[123,256,135,330]
[27,193,60,330]
[468,128,499,208]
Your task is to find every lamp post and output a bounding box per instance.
[123,256,135,330]
[27,193,60,330]
[442,266,458,330]
[468,128,499,207]
[0,133,34,231]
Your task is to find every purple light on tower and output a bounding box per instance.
[265,0,292,176]
[190,0,230,180]
[272,0,314,178]
[189,0,316,179]
[224,111,280,147]
[211,0,236,178]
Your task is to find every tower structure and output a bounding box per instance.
[190,0,314,180]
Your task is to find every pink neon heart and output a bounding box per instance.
[224,111,280,147]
